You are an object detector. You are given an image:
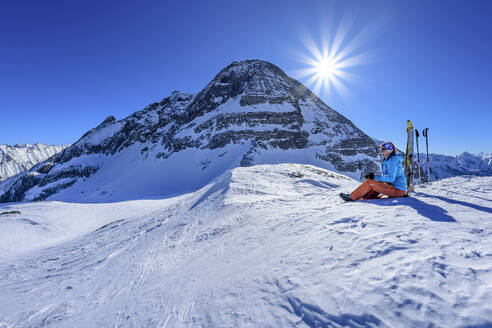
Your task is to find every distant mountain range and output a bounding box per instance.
[419,152,492,180]
[0,143,69,181]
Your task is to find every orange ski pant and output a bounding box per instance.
[350,179,406,201]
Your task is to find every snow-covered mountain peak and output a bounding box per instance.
[0,60,380,203]
[189,59,316,115]
[214,59,291,88]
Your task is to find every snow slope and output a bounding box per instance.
[0,164,491,327]
[0,143,69,181]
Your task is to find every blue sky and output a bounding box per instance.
[1,0,491,155]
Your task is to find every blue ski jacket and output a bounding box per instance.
[374,153,407,191]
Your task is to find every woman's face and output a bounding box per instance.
[381,148,391,158]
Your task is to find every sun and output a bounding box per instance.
[315,57,338,80]
[293,24,371,100]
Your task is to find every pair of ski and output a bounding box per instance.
[405,121,431,193]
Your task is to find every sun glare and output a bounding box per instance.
[293,21,371,101]
[316,57,338,80]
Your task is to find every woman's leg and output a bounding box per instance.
[350,179,406,200]
[363,190,381,200]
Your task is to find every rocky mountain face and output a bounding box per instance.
[0,143,69,181]
[0,60,381,203]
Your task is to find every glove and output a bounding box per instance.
[364,172,375,180]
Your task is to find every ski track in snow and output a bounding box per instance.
[0,164,491,327]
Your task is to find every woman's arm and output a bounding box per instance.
[374,158,398,183]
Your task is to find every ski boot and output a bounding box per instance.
[339,193,353,202]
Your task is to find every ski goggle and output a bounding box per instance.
[380,142,394,152]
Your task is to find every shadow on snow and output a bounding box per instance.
[366,197,457,222]
[416,192,492,215]
[283,296,381,328]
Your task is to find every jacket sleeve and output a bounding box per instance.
[374,158,398,183]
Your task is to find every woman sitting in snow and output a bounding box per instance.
[340,142,407,201]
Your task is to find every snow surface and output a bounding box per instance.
[0,164,491,327]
